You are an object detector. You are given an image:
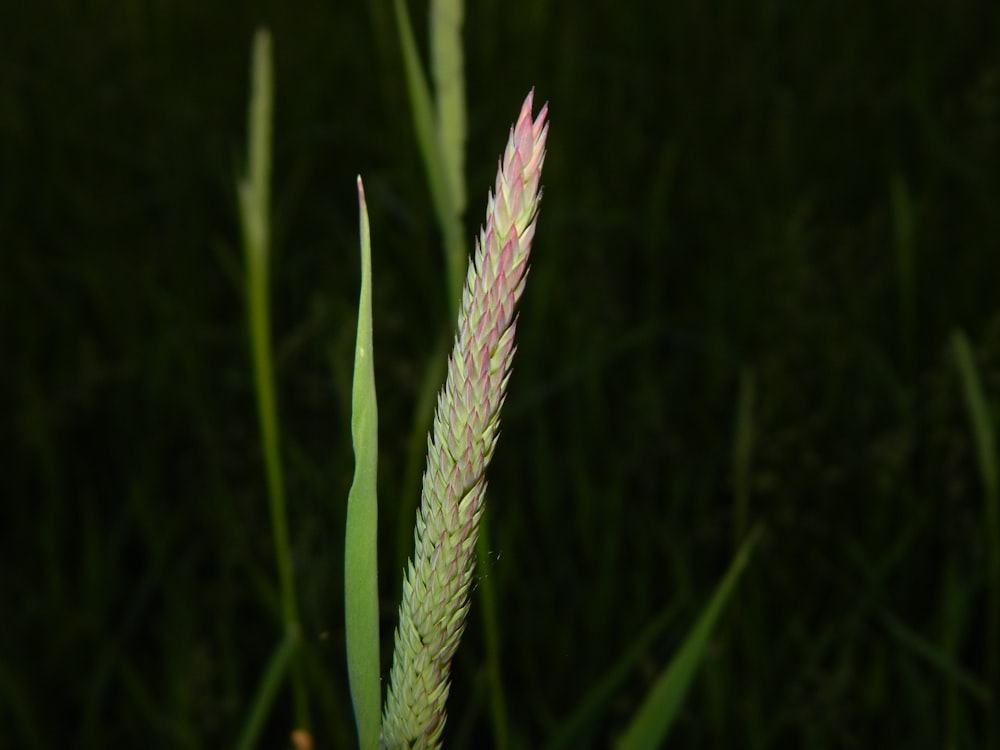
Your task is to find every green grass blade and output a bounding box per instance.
[235,630,300,750]
[952,330,1000,513]
[545,605,676,750]
[951,328,999,743]
[344,176,382,750]
[615,525,763,750]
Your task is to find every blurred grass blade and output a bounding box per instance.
[235,630,299,750]
[345,176,382,750]
[876,606,991,704]
[952,330,999,519]
[236,26,309,734]
[393,0,465,311]
[732,366,756,551]
[615,526,763,750]
[474,510,510,750]
[951,328,999,741]
[545,605,676,750]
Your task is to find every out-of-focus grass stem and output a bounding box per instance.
[236,26,309,737]
[951,329,999,745]
[392,0,465,314]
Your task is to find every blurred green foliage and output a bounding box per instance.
[3,0,999,747]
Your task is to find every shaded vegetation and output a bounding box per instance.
[3,0,999,747]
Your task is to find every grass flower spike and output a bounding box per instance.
[380,90,548,749]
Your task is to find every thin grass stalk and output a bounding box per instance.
[236,27,308,735]
[473,506,509,750]
[235,630,299,750]
[392,0,465,312]
[428,0,467,313]
[380,91,548,750]
[430,0,466,222]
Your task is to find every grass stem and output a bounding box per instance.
[237,26,309,737]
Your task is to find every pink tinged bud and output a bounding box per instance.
[380,91,548,750]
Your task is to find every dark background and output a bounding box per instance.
[4,0,1000,747]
